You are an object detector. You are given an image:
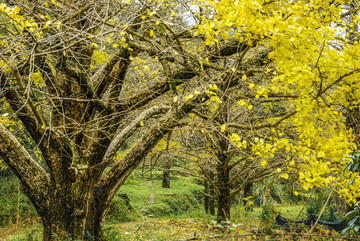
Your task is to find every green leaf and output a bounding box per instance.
[353,162,360,172]
[348,216,359,228]
[347,163,353,172]
[346,210,358,219]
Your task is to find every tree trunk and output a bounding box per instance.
[243,182,253,211]
[209,188,215,216]
[30,190,93,241]
[204,173,216,215]
[205,181,209,213]
[217,193,230,222]
[162,159,171,188]
[85,187,117,241]
[216,163,230,222]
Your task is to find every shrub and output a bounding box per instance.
[306,198,322,219]
[259,203,277,229]
[106,194,140,223]
[145,203,173,217]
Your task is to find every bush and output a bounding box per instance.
[106,195,140,223]
[259,203,277,229]
[306,198,322,219]
[322,204,340,221]
[145,203,173,217]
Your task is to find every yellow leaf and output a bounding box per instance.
[261,161,268,167]
[221,124,226,133]
[185,94,194,101]
[211,96,222,103]
[237,100,246,106]
[140,121,144,126]
[149,29,154,37]
[281,173,289,179]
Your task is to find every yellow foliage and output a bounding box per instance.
[196,0,360,203]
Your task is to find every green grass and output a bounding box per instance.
[0,170,346,240]
[0,175,37,227]
[112,170,206,220]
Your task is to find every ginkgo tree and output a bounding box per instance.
[197,0,360,201]
[1,0,360,240]
[151,0,360,222]
[0,0,260,239]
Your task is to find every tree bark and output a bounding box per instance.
[204,181,209,213]
[204,172,216,215]
[209,187,215,216]
[216,167,231,222]
[162,159,171,188]
[24,178,95,241]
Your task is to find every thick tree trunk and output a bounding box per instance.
[85,189,113,241]
[162,159,171,188]
[217,195,230,222]
[32,193,93,241]
[25,172,96,240]
[86,203,106,241]
[216,162,231,222]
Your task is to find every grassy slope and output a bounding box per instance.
[0,170,313,240]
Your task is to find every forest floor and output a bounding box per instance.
[0,170,349,240]
[0,205,320,241]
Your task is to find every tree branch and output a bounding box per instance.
[0,123,49,207]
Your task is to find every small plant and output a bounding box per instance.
[103,226,128,241]
[306,197,322,219]
[15,228,41,241]
[259,202,277,229]
[322,204,339,221]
